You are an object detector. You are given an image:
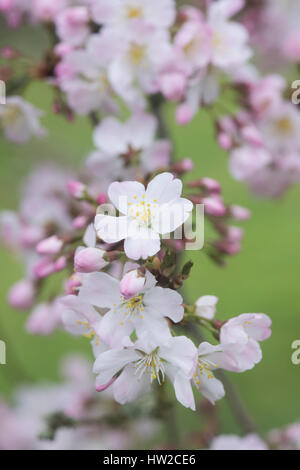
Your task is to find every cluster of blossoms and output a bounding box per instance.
[1,164,265,411]
[1,0,300,196]
[0,0,297,451]
[217,73,300,197]
[242,0,300,68]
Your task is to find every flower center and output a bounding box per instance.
[115,295,145,323]
[212,32,222,50]
[76,320,100,344]
[129,42,146,65]
[276,117,293,135]
[128,195,158,228]
[134,350,166,384]
[2,106,20,126]
[98,73,109,92]
[193,358,217,388]
[126,6,143,19]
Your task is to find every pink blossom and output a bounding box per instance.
[210,433,268,450]
[8,279,35,310]
[74,247,107,273]
[67,181,86,199]
[220,313,272,372]
[26,301,63,335]
[120,269,146,299]
[55,7,90,47]
[36,235,63,255]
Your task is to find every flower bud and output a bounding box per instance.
[36,235,63,255]
[172,158,194,174]
[72,215,88,229]
[74,247,107,273]
[226,226,244,243]
[202,197,227,217]
[8,279,35,310]
[215,240,241,255]
[176,103,193,126]
[218,132,232,150]
[67,181,86,199]
[20,226,44,248]
[55,256,67,272]
[188,178,221,194]
[195,295,218,320]
[241,125,263,147]
[160,72,187,101]
[120,269,146,299]
[96,193,108,205]
[34,257,56,278]
[229,205,251,221]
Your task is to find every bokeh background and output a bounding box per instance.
[0,19,299,441]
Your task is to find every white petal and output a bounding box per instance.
[113,364,151,404]
[60,295,101,335]
[97,309,134,348]
[95,214,129,243]
[197,373,225,404]
[152,198,193,234]
[135,316,172,344]
[126,113,156,149]
[160,336,198,378]
[94,349,139,385]
[143,286,184,323]
[108,181,145,214]
[173,372,196,410]
[79,272,120,308]
[146,172,182,204]
[93,117,127,155]
[83,223,96,247]
[124,233,161,260]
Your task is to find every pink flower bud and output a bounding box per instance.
[120,269,146,299]
[96,193,108,205]
[176,103,194,126]
[8,279,35,310]
[1,46,20,59]
[226,226,244,243]
[218,132,232,150]
[283,32,300,62]
[229,205,251,221]
[172,158,194,174]
[34,257,56,278]
[202,197,227,217]
[74,247,107,273]
[215,240,241,255]
[20,226,44,248]
[241,125,263,147]
[54,42,74,58]
[26,302,62,335]
[36,235,63,255]
[188,177,221,194]
[54,256,67,272]
[67,181,86,199]
[160,72,187,101]
[72,215,88,229]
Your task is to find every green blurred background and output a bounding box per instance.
[0,20,300,441]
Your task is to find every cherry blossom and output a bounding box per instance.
[95,172,193,260]
[77,269,184,347]
[93,334,197,409]
[0,96,45,143]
